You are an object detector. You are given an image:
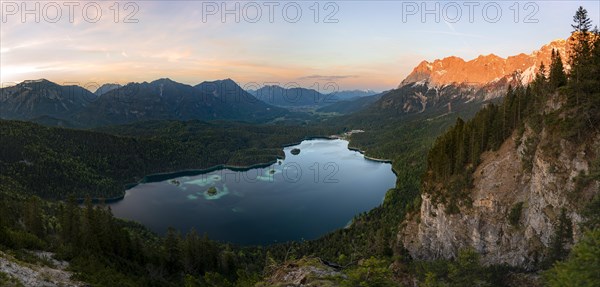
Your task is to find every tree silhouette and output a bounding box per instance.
[572,6,592,33]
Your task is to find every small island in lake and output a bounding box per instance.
[169,179,180,186]
[269,169,276,174]
[291,148,301,155]
[206,186,218,196]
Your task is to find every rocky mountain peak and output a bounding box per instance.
[400,37,569,88]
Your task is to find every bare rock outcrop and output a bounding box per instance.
[401,122,599,269]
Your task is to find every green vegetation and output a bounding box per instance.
[545,208,574,267]
[411,248,511,287]
[0,120,335,199]
[545,229,600,287]
[341,257,397,287]
[0,271,25,287]
[423,84,536,213]
[508,202,525,227]
[421,7,600,214]
[545,184,600,286]
[206,186,218,196]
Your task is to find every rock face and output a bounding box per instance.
[257,257,345,287]
[0,251,85,286]
[400,39,569,87]
[359,38,573,119]
[401,109,599,269]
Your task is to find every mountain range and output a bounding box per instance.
[247,85,377,107]
[0,79,97,121]
[401,38,569,87]
[0,37,572,126]
[347,38,570,119]
[0,78,287,127]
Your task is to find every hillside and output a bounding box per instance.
[401,29,600,273]
[194,79,288,120]
[0,79,96,121]
[0,120,335,199]
[403,105,599,268]
[317,92,384,114]
[247,85,326,107]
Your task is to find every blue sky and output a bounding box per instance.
[1,1,598,91]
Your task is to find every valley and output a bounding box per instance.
[1,4,599,287]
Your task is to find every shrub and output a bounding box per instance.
[508,202,525,227]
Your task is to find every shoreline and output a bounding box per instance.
[346,146,393,163]
[89,132,396,203]
[135,135,339,185]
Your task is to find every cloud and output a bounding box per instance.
[298,75,358,81]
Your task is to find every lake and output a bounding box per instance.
[110,139,396,245]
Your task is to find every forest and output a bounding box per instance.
[0,120,336,199]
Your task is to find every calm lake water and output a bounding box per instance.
[110,139,396,245]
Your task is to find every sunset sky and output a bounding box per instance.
[1,1,599,91]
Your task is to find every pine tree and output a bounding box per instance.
[548,50,567,89]
[536,62,547,84]
[588,27,600,125]
[572,6,592,33]
[569,7,593,89]
[547,208,573,265]
[81,196,99,251]
[532,62,549,106]
[60,195,80,246]
[24,196,44,238]
[164,227,182,272]
[566,6,599,135]
[183,228,201,273]
[545,229,600,287]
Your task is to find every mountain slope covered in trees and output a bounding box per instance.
[403,8,600,277]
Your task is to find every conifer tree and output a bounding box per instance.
[572,6,592,33]
[533,62,548,98]
[24,196,44,238]
[164,227,182,272]
[569,6,593,91]
[548,208,573,264]
[548,50,567,89]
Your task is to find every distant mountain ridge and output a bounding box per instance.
[0,79,96,121]
[247,85,327,107]
[193,79,288,120]
[94,83,122,96]
[247,85,378,107]
[317,91,385,114]
[0,78,287,127]
[329,89,378,101]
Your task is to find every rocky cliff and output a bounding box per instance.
[363,38,573,118]
[400,38,570,87]
[401,97,599,269]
